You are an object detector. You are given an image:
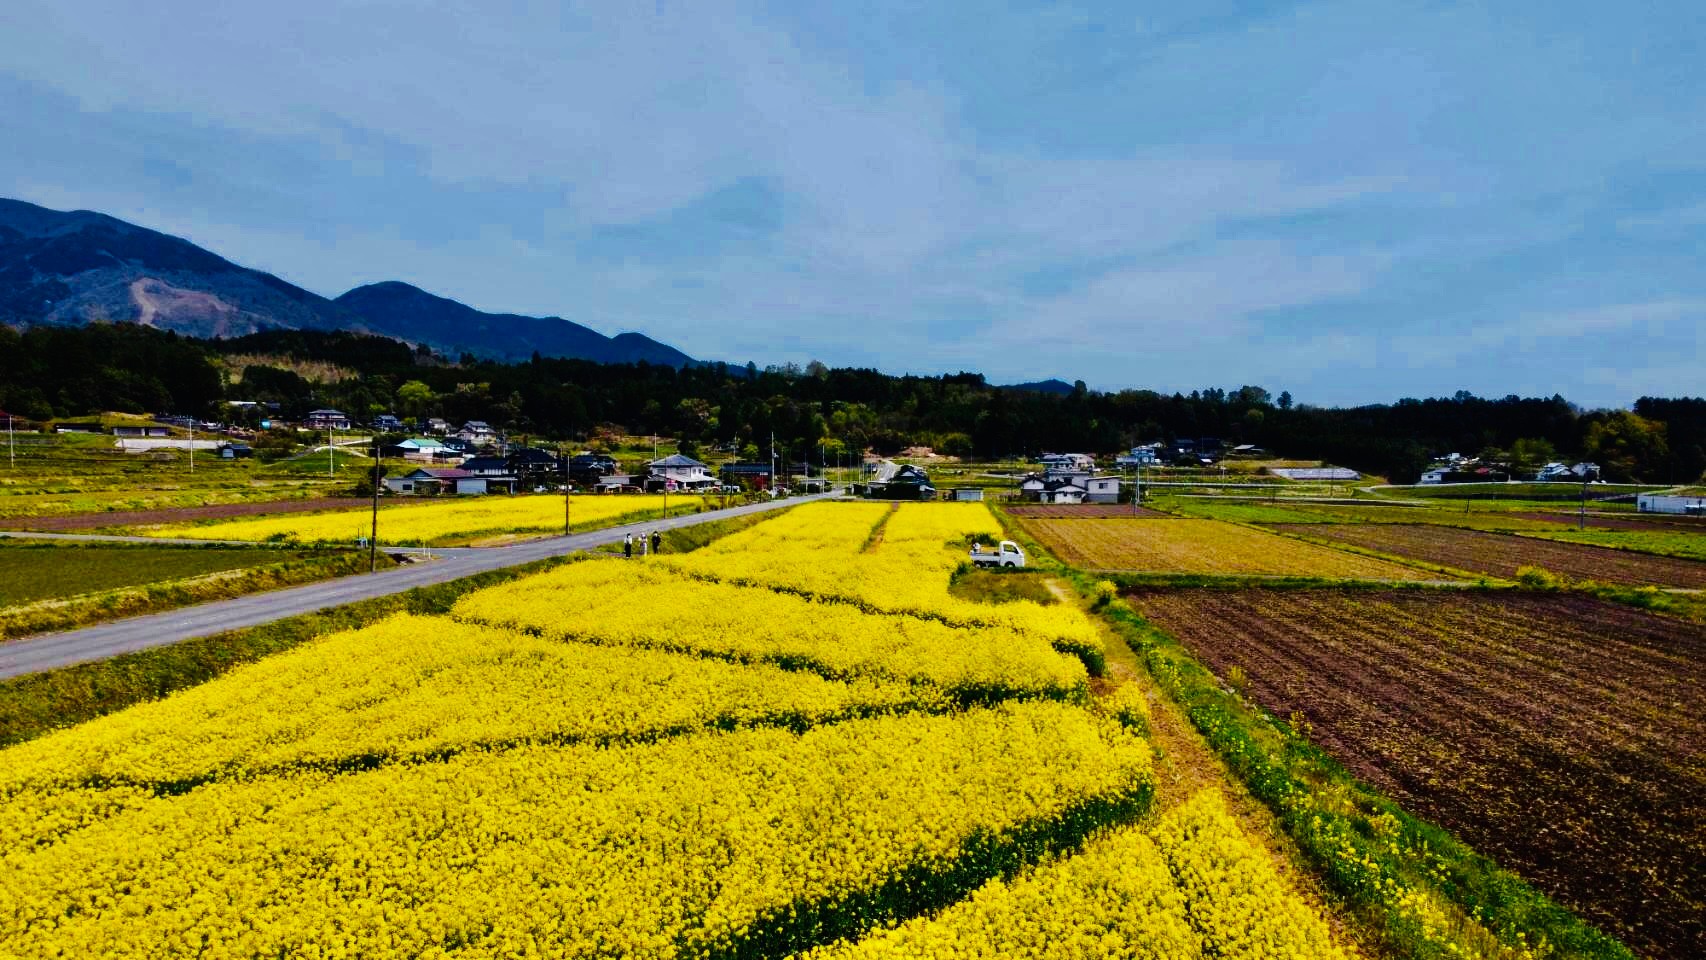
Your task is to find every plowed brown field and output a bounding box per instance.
[1267,522,1706,587]
[1018,517,1428,578]
[1131,588,1705,959]
[1005,504,1170,518]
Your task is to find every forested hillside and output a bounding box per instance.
[1,322,1698,483]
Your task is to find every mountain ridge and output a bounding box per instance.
[0,198,700,367]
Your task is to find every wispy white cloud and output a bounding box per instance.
[1,0,1703,405]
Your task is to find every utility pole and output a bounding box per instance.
[562,445,571,536]
[189,419,195,475]
[1580,477,1588,531]
[328,426,335,479]
[369,436,381,572]
[770,431,776,495]
[6,413,13,470]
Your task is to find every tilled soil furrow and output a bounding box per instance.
[1131,586,1706,960]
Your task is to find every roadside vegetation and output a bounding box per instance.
[0,556,573,746]
[0,542,385,642]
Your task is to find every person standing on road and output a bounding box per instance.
[623,533,633,558]
[650,530,662,555]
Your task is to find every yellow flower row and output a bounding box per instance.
[2,704,1154,959]
[799,790,1353,960]
[0,612,926,799]
[659,503,1105,661]
[144,494,701,545]
[450,559,1088,699]
[1149,790,1354,960]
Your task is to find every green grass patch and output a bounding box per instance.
[0,541,308,606]
[947,568,1059,606]
[0,549,392,642]
[1522,529,1706,562]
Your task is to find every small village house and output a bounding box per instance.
[646,454,718,492]
[457,420,499,445]
[384,467,513,496]
[304,409,352,431]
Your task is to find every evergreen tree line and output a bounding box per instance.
[1,323,1699,484]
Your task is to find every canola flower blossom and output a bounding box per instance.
[0,612,927,797]
[451,558,1088,700]
[143,493,701,545]
[2,705,1153,959]
[659,502,1106,663]
[800,789,1353,960]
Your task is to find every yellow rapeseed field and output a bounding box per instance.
[144,493,700,545]
[800,790,1350,960]
[0,612,924,796]
[660,502,1106,662]
[2,705,1152,958]
[452,559,1087,700]
[0,499,1360,957]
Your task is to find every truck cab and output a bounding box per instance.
[969,540,1027,568]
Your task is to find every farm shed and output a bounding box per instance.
[1271,467,1361,481]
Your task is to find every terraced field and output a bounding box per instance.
[1129,588,1705,960]
[1017,517,1429,579]
[1269,522,1706,587]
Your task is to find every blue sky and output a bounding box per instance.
[2,1,1702,407]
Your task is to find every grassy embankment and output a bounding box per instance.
[0,541,391,642]
[0,502,795,747]
[0,556,569,747]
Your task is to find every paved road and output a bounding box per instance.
[0,493,833,680]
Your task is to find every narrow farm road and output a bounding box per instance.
[0,493,835,680]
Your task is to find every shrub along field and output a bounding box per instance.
[1017,516,1430,579]
[1269,523,1706,587]
[1128,587,1704,960]
[0,502,1354,958]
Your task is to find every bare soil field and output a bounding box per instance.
[1,497,358,532]
[1130,587,1705,959]
[1268,522,1706,587]
[1018,517,1427,579]
[1004,504,1170,518]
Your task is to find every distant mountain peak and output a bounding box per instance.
[332,281,697,367]
[1000,378,1079,396]
[0,198,699,367]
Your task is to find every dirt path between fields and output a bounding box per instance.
[1043,573,1385,957]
